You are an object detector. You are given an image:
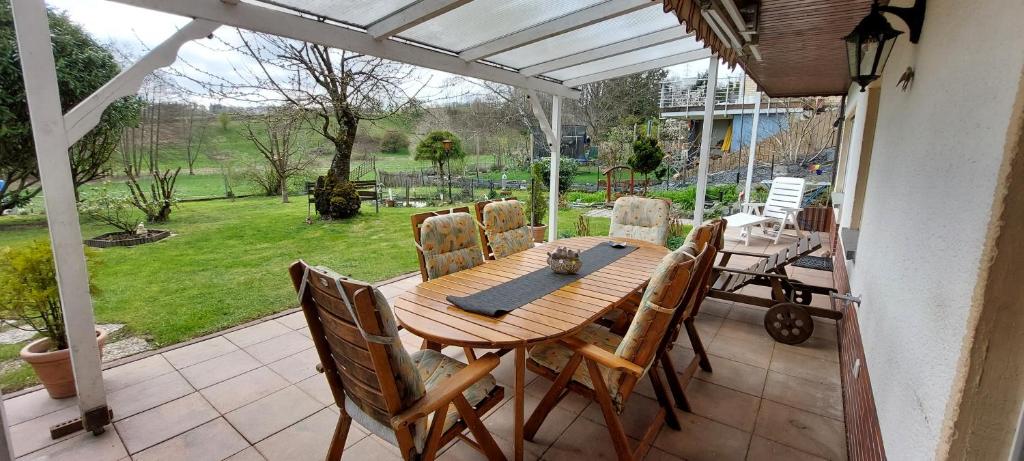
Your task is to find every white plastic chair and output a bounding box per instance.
[726,177,806,245]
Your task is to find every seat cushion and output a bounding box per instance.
[420,213,484,279]
[412,349,498,434]
[482,201,534,258]
[609,196,671,246]
[528,324,625,400]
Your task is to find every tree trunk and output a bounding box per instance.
[280,179,289,203]
[328,122,359,182]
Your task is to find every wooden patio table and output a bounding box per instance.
[392,236,668,461]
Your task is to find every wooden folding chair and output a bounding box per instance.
[410,207,481,282]
[523,248,701,460]
[289,261,506,461]
[474,198,533,260]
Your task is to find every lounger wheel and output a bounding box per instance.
[783,280,813,305]
[763,302,814,344]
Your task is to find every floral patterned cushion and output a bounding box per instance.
[420,213,484,279]
[528,323,626,399]
[609,196,671,246]
[483,201,534,258]
[413,349,498,433]
[615,244,695,366]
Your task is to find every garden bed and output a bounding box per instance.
[84,230,170,248]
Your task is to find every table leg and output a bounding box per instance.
[514,345,526,461]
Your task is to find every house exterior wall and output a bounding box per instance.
[840,0,1024,458]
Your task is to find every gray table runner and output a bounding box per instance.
[447,242,638,317]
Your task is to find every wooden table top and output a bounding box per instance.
[393,236,669,348]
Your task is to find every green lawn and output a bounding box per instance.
[0,197,609,349]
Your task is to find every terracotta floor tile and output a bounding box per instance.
[524,376,589,415]
[255,408,365,461]
[224,321,291,348]
[180,349,262,389]
[544,417,639,461]
[108,371,195,421]
[727,304,766,326]
[695,356,768,397]
[694,313,724,340]
[708,331,775,369]
[746,435,827,460]
[775,336,840,364]
[102,355,175,392]
[226,385,324,443]
[811,319,839,341]
[753,400,846,460]
[132,418,248,461]
[769,348,840,386]
[275,311,307,330]
[114,393,219,454]
[200,367,289,413]
[483,392,574,457]
[644,447,686,461]
[3,389,77,426]
[225,446,267,460]
[653,412,751,461]
[296,374,334,406]
[162,336,239,369]
[716,319,771,343]
[762,371,843,421]
[684,379,761,432]
[581,393,665,439]
[337,436,402,461]
[438,434,539,461]
[698,298,733,318]
[16,428,126,461]
[10,405,81,457]
[243,332,312,365]
[266,348,321,384]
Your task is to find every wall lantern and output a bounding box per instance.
[845,0,926,91]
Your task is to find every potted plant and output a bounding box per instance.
[525,162,548,242]
[0,241,107,398]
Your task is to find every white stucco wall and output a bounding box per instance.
[846,0,1024,458]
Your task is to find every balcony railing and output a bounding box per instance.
[659,76,757,109]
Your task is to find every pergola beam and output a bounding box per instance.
[521,26,691,77]
[693,56,719,225]
[458,0,653,62]
[108,0,580,98]
[367,0,473,39]
[64,19,220,144]
[562,47,711,87]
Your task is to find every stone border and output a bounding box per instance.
[84,230,170,248]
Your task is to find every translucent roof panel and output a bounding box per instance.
[263,0,417,28]
[544,38,705,81]
[488,5,681,69]
[398,0,605,53]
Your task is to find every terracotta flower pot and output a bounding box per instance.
[20,329,107,399]
[530,225,548,243]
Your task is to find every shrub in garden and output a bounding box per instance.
[524,162,547,227]
[628,136,663,190]
[313,175,361,219]
[379,131,408,154]
[78,184,142,234]
[534,157,578,196]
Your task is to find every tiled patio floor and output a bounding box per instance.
[4,229,846,460]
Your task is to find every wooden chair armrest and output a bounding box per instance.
[718,249,771,258]
[391,352,500,428]
[713,266,788,279]
[559,336,643,378]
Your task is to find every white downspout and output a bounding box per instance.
[693,56,719,225]
[744,91,763,201]
[547,96,562,242]
[10,0,109,434]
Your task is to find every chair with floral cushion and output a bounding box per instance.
[523,243,711,460]
[411,208,484,282]
[474,198,534,260]
[289,261,506,461]
[608,196,672,246]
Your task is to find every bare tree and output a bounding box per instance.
[759,97,839,163]
[170,31,421,182]
[120,86,181,223]
[183,103,208,175]
[245,108,317,203]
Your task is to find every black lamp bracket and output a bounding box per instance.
[878,0,926,43]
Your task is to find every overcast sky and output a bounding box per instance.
[45,0,741,106]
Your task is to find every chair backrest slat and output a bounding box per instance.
[411,207,474,281]
[763,177,805,219]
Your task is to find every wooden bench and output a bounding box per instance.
[351,179,380,213]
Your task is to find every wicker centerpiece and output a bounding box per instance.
[547,246,582,274]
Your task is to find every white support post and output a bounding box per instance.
[0,389,14,461]
[11,0,108,433]
[744,91,763,201]
[547,96,562,242]
[693,56,719,225]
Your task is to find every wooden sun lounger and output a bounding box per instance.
[708,232,843,344]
